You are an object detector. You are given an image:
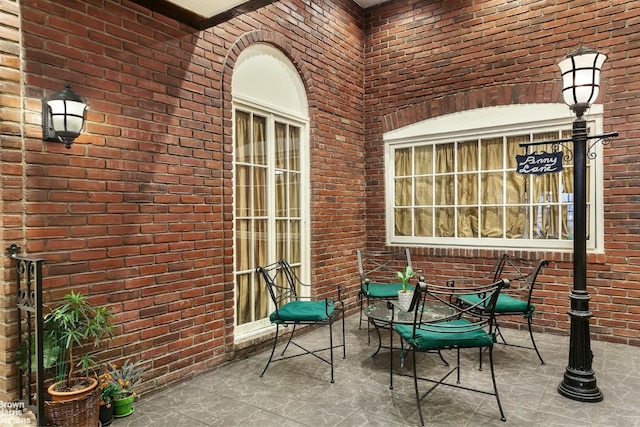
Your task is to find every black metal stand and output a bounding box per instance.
[557,113,603,402]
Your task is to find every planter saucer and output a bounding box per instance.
[113,407,134,418]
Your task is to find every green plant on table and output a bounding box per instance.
[397,266,415,293]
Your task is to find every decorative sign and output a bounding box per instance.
[516,151,563,175]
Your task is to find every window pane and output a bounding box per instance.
[253,115,266,165]
[395,178,412,206]
[395,148,412,176]
[415,207,433,237]
[481,138,502,170]
[415,145,432,174]
[457,207,478,237]
[435,175,454,205]
[459,140,478,172]
[395,208,412,236]
[290,127,300,171]
[253,167,267,216]
[235,111,251,163]
[435,207,454,237]
[276,122,286,169]
[414,177,432,205]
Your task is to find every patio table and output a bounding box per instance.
[365,300,454,357]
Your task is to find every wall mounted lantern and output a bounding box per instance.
[556,47,611,403]
[42,83,87,149]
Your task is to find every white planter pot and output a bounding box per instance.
[397,291,414,311]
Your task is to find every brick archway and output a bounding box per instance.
[381,82,562,134]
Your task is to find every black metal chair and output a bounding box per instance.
[390,277,509,426]
[357,248,413,338]
[256,259,346,383]
[457,254,548,365]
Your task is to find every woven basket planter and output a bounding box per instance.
[44,386,100,427]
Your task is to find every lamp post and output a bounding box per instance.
[556,47,606,402]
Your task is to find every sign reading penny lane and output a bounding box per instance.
[516,151,563,175]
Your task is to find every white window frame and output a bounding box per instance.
[232,100,310,339]
[384,104,604,253]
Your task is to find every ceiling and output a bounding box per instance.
[129,0,390,30]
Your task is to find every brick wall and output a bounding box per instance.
[1,0,639,402]
[363,0,640,344]
[0,0,366,399]
[0,0,23,402]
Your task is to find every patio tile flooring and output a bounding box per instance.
[55,314,640,426]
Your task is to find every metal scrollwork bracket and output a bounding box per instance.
[519,131,618,162]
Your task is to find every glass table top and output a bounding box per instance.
[365,300,454,325]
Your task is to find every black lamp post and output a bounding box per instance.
[556,47,606,402]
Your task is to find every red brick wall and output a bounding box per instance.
[1,0,639,402]
[0,0,366,399]
[362,0,640,344]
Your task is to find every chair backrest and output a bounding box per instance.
[494,255,548,304]
[410,276,509,336]
[256,260,299,311]
[357,248,412,285]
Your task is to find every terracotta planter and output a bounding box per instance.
[47,377,98,402]
[113,392,135,417]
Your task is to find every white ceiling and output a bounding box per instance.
[130,0,392,30]
[166,0,389,20]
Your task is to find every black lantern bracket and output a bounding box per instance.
[519,131,618,162]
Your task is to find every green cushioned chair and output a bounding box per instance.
[356,248,413,341]
[256,259,345,383]
[390,277,509,426]
[457,254,548,365]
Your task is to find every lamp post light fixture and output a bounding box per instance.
[42,83,88,149]
[556,47,607,402]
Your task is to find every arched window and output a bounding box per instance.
[232,44,310,338]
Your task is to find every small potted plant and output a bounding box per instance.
[106,359,147,418]
[44,290,113,401]
[396,265,416,311]
[98,378,121,426]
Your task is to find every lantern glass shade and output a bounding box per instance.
[43,83,87,148]
[558,47,607,113]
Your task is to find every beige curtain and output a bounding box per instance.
[506,135,529,238]
[235,113,268,325]
[394,134,572,240]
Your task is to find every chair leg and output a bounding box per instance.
[280,324,297,356]
[488,346,506,422]
[358,293,364,329]
[341,309,347,359]
[329,318,335,383]
[527,316,545,364]
[260,323,280,377]
[412,349,425,427]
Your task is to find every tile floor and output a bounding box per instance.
[115,313,640,427]
[9,313,640,426]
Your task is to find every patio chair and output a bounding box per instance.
[390,277,509,426]
[357,248,413,339]
[456,254,549,365]
[256,259,346,383]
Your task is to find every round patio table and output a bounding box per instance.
[365,300,454,357]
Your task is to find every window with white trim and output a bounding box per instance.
[385,104,604,251]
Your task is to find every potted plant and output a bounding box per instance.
[105,359,147,418]
[98,379,121,426]
[396,265,416,311]
[44,290,113,401]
